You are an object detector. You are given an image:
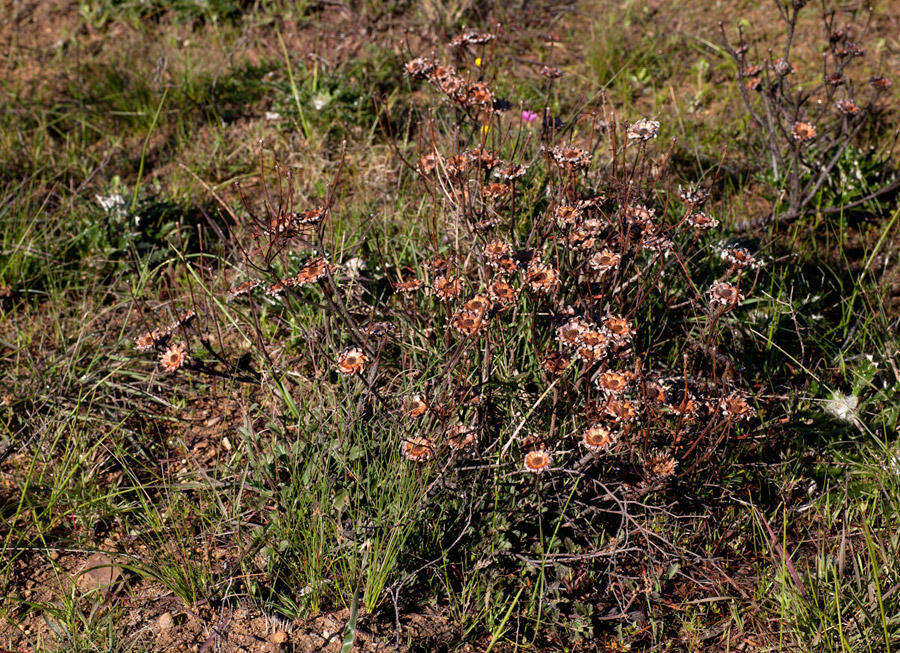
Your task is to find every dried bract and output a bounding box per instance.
[626,118,660,141]
[708,281,744,308]
[402,437,433,462]
[581,425,617,452]
[159,343,188,373]
[524,449,552,473]
[337,348,367,375]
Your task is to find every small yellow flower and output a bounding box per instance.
[475,57,482,67]
[481,124,490,135]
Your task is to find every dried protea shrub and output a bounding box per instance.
[179,30,768,627]
[721,4,895,230]
[185,35,763,495]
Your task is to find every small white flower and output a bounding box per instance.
[823,391,861,427]
[96,193,126,213]
[96,193,127,222]
[265,111,281,121]
[311,93,331,111]
[344,257,366,278]
[889,446,900,477]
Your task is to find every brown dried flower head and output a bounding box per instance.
[603,399,638,423]
[721,246,760,269]
[266,211,298,237]
[576,329,609,355]
[164,310,196,337]
[588,249,621,274]
[554,204,581,226]
[576,345,605,364]
[567,228,596,250]
[576,193,606,212]
[451,310,484,336]
[672,393,701,420]
[428,256,452,273]
[292,257,331,286]
[539,65,563,79]
[437,75,466,101]
[708,281,744,308]
[404,57,437,79]
[596,371,632,395]
[337,347,367,375]
[135,329,163,351]
[449,30,495,48]
[581,217,605,234]
[417,152,441,175]
[296,207,326,226]
[525,262,559,292]
[429,65,457,82]
[364,321,393,338]
[447,423,478,450]
[547,145,590,171]
[686,212,719,230]
[494,162,526,181]
[484,240,511,263]
[742,64,763,77]
[626,118,660,141]
[265,280,288,297]
[228,279,261,301]
[678,185,709,206]
[772,58,794,76]
[482,182,511,201]
[488,278,518,306]
[433,275,463,302]
[642,234,673,254]
[465,148,500,170]
[557,317,590,349]
[159,343,188,373]
[645,450,677,479]
[644,381,667,405]
[134,332,155,351]
[622,203,655,224]
[494,257,518,274]
[463,294,492,316]
[870,75,891,91]
[541,350,570,376]
[835,99,859,116]
[464,81,494,107]
[395,278,424,294]
[401,437,433,462]
[581,425,617,452]
[444,154,470,177]
[791,121,817,142]
[721,393,754,421]
[403,394,429,418]
[835,43,864,59]
[524,449,552,473]
[603,315,634,344]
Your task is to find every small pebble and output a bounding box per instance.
[157,612,174,631]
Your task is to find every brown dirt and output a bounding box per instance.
[3,565,374,651]
[1,540,463,650]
